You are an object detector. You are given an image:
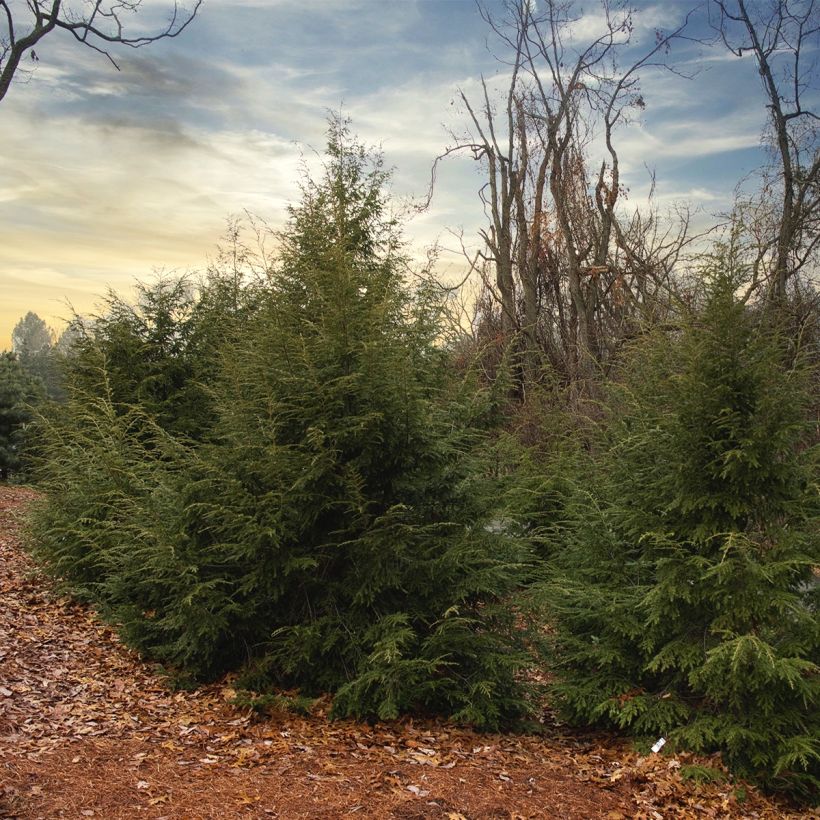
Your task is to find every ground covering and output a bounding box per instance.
[0,488,812,819]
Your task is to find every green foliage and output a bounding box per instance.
[229,690,316,717]
[64,277,208,440]
[60,256,262,444]
[544,256,819,799]
[29,117,537,730]
[11,311,65,402]
[679,764,728,785]
[0,352,44,480]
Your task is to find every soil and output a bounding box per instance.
[0,485,813,819]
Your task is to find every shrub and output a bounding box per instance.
[29,117,538,729]
[546,256,819,799]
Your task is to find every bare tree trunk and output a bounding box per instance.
[452,0,695,387]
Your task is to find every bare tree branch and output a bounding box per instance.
[447,0,697,386]
[0,0,202,104]
[711,0,819,299]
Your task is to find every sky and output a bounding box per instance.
[0,0,786,348]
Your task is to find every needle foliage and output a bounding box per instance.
[28,119,537,729]
[545,258,819,798]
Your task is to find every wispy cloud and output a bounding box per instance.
[0,0,771,345]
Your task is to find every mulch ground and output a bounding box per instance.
[0,485,814,819]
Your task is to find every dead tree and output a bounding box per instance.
[452,0,695,386]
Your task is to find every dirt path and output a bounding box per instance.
[0,486,808,819]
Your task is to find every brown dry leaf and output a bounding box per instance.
[406,784,429,797]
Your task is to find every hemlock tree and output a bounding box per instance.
[30,118,538,729]
[65,278,199,432]
[547,257,819,798]
[177,119,537,726]
[62,274,242,441]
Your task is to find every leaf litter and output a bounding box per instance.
[0,486,813,819]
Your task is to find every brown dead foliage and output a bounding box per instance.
[0,485,814,819]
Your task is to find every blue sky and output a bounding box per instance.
[0,0,785,346]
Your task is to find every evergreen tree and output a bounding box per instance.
[11,311,64,401]
[63,278,203,438]
[30,118,537,729]
[54,322,83,356]
[12,311,52,360]
[61,270,256,443]
[183,118,535,725]
[0,352,44,480]
[547,257,819,798]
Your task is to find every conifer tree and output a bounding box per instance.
[0,352,44,480]
[547,256,819,798]
[63,278,206,439]
[30,117,537,729]
[181,117,535,725]
[11,312,65,401]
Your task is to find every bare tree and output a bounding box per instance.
[447,0,697,386]
[0,0,202,104]
[712,0,820,300]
